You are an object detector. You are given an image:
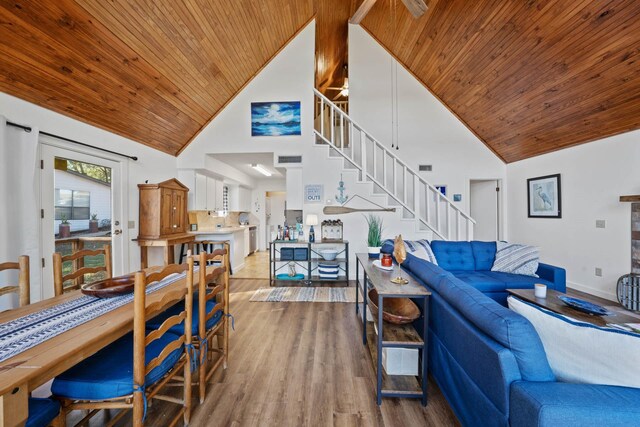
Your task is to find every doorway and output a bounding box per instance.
[469,179,502,241]
[40,144,126,299]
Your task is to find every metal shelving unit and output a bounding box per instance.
[269,240,349,286]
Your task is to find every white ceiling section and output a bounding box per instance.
[212,153,284,179]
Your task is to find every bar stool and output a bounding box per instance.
[179,240,232,274]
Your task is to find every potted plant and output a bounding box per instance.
[59,215,71,238]
[89,213,99,233]
[365,214,383,258]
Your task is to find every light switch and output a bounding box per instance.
[595,268,603,277]
[128,221,135,229]
[596,220,606,229]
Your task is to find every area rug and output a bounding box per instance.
[250,287,356,303]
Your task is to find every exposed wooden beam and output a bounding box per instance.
[400,0,428,18]
[349,0,377,25]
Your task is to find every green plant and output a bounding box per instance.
[91,213,98,220]
[60,214,70,224]
[364,214,383,247]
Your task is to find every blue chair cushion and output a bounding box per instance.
[26,398,60,427]
[51,332,183,401]
[470,241,496,270]
[430,241,475,271]
[146,294,223,336]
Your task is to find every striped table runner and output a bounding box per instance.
[0,270,192,363]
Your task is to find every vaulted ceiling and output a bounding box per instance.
[361,0,640,162]
[0,0,315,155]
[1,1,639,162]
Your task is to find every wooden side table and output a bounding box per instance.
[355,253,431,406]
[134,233,195,268]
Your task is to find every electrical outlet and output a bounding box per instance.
[128,220,135,229]
[596,220,606,228]
[595,267,602,277]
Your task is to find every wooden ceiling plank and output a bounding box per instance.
[4,0,210,126]
[80,1,219,111]
[0,8,195,139]
[0,56,183,153]
[474,3,640,128]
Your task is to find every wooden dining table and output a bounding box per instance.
[0,267,205,427]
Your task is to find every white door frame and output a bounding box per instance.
[39,136,129,300]
[467,178,504,241]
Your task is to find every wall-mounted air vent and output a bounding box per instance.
[419,164,433,172]
[278,155,302,164]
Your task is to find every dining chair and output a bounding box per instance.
[0,255,30,307]
[52,244,112,296]
[51,260,195,427]
[1,256,63,426]
[146,244,230,404]
[195,246,230,403]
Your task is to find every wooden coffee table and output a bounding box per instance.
[507,288,640,327]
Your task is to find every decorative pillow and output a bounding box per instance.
[491,241,538,277]
[381,238,437,265]
[508,296,640,388]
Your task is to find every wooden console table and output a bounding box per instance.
[134,233,195,268]
[355,253,430,406]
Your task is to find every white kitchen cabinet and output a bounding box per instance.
[239,187,251,211]
[206,177,217,210]
[194,173,207,210]
[215,180,224,211]
[244,228,250,256]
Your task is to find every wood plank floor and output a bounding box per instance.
[73,277,459,426]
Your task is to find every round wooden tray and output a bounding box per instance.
[81,274,136,298]
[368,288,420,324]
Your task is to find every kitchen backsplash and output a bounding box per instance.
[188,210,259,228]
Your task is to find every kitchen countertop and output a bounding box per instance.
[190,225,255,235]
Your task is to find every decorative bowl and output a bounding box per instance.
[320,249,338,261]
[81,274,136,298]
[367,288,420,324]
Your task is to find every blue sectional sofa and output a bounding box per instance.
[399,253,640,426]
[383,240,566,304]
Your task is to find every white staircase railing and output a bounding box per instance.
[313,88,475,241]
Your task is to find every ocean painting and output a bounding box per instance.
[251,101,301,136]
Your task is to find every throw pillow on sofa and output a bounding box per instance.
[381,239,437,265]
[491,241,539,277]
[508,296,640,388]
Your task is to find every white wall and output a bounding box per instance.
[253,179,286,251]
[507,129,640,301]
[349,25,507,225]
[0,92,179,294]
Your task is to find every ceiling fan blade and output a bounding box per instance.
[401,0,428,18]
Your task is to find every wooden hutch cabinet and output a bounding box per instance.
[135,179,195,268]
[138,178,189,239]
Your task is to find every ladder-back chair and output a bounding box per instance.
[196,244,230,403]
[53,244,112,296]
[0,255,30,308]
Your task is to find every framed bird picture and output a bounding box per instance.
[527,174,561,218]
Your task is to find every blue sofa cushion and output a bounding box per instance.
[470,241,496,270]
[52,332,183,400]
[146,294,223,336]
[26,398,60,427]
[430,241,475,271]
[510,381,640,427]
[449,271,554,293]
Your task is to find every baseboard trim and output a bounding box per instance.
[567,281,617,302]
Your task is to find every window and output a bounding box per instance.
[55,189,90,220]
[223,186,229,214]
